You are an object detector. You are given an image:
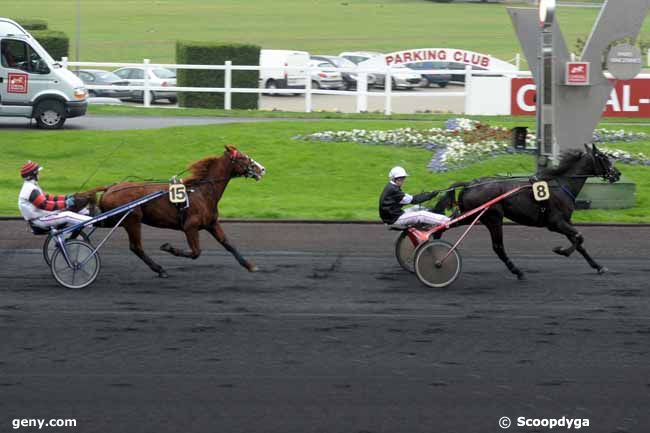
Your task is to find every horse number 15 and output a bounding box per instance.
[169,184,187,204]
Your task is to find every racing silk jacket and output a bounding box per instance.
[18,179,67,221]
[378,181,437,224]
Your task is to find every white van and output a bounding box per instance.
[1,18,87,129]
[259,49,308,94]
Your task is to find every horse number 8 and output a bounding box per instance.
[533,181,550,202]
[169,184,187,204]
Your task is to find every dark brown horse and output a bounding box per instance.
[433,144,621,280]
[79,145,265,278]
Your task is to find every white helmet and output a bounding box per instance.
[388,166,408,180]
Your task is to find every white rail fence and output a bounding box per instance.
[61,57,524,115]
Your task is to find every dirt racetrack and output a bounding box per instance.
[1,221,649,433]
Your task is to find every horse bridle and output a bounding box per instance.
[228,151,260,179]
[589,149,619,182]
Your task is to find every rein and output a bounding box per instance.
[100,154,250,195]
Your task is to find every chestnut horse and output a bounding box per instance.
[79,145,265,278]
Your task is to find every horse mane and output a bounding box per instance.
[183,155,224,184]
[540,150,584,177]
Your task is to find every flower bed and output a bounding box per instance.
[296,118,650,172]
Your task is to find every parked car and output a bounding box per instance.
[112,66,177,103]
[339,51,385,88]
[448,63,500,83]
[310,55,376,89]
[308,60,344,90]
[259,49,309,94]
[339,51,384,66]
[385,64,425,89]
[339,51,423,89]
[405,61,452,88]
[72,69,132,99]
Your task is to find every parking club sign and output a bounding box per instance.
[7,72,28,93]
[565,62,590,85]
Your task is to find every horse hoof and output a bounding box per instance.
[552,246,567,256]
[158,271,169,279]
[517,272,527,281]
[160,243,172,252]
[597,266,608,275]
[247,264,259,272]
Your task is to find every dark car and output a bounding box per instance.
[405,61,452,88]
[448,63,500,83]
[72,69,132,99]
[310,55,376,90]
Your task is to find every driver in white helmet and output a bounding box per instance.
[379,166,450,228]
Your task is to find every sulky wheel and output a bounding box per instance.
[50,240,101,289]
[43,229,92,266]
[395,231,418,273]
[414,239,462,288]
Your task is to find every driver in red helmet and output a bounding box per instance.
[18,161,92,229]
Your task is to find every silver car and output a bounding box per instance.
[113,66,177,103]
[309,60,344,90]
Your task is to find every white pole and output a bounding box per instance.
[61,56,68,69]
[384,68,392,116]
[356,72,368,113]
[143,58,151,107]
[304,66,312,113]
[224,60,232,110]
[463,65,472,114]
[647,48,650,67]
[515,53,521,70]
[75,0,80,71]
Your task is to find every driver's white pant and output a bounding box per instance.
[33,210,92,229]
[391,206,450,229]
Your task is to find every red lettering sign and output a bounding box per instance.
[566,61,590,85]
[511,77,650,117]
[7,73,28,94]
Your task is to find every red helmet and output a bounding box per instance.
[20,161,42,178]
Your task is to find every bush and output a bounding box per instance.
[31,30,69,61]
[16,18,48,31]
[176,41,260,109]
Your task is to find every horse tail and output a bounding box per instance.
[432,182,468,213]
[73,185,113,215]
[78,185,111,195]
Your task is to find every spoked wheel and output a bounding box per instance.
[395,231,419,273]
[43,230,92,266]
[414,240,462,288]
[50,240,101,289]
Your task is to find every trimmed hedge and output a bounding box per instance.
[16,18,48,31]
[31,30,69,61]
[176,41,260,109]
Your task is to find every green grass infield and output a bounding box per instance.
[3,1,640,66]
[2,118,650,222]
